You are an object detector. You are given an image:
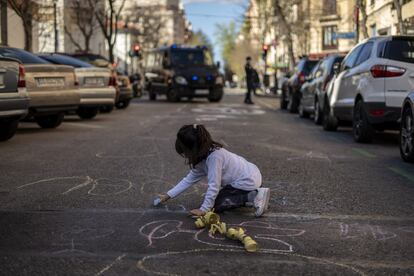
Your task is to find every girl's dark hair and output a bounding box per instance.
[175,124,223,168]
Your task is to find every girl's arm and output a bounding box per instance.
[199,156,223,212]
[167,168,205,199]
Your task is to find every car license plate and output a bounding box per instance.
[85,77,104,86]
[36,77,65,87]
[195,89,209,95]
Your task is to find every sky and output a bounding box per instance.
[183,0,247,63]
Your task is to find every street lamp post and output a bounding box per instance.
[53,0,58,52]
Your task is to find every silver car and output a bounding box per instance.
[0,47,80,129]
[0,57,30,141]
[324,36,414,143]
[38,54,116,119]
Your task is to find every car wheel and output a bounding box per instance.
[280,90,287,109]
[100,105,114,113]
[400,106,414,163]
[208,88,223,102]
[322,99,338,131]
[35,113,64,129]
[148,85,157,101]
[353,99,373,143]
[314,99,323,125]
[76,107,98,120]
[298,100,310,118]
[116,99,131,109]
[167,89,180,102]
[0,119,19,141]
[288,92,299,113]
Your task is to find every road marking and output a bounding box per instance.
[256,98,276,109]
[352,148,376,158]
[388,167,414,183]
[65,122,103,129]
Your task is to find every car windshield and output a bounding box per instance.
[0,48,48,64]
[171,49,213,66]
[303,60,319,75]
[385,38,414,64]
[71,54,110,67]
[38,54,93,68]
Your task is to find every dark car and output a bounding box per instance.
[280,57,319,113]
[0,57,30,141]
[144,45,224,102]
[68,53,133,110]
[400,91,414,163]
[299,54,345,124]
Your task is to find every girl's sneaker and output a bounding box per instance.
[254,188,270,217]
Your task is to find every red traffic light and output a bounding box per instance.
[262,44,269,51]
[133,44,140,51]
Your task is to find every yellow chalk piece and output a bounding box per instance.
[195,218,206,228]
[243,236,259,252]
[194,212,259,253]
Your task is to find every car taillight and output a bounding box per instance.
[18,64,26,88]
[370,65,406,78]
[108,76,116,87]
[299,72,305,83]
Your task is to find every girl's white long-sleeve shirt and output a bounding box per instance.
[167,148,262,212]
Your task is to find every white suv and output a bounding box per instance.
[323,36,414,143]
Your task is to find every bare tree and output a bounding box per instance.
[357,0,369,39]
[273,0,295,70]
[393,0,406,35]
[88,0,126,63]
[64,0,98,52]
[7,0,40,51]
[125,4,167,50]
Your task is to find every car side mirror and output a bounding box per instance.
[333,63,340,75]
[216,61,221,68]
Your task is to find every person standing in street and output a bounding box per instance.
[244,56,255,104]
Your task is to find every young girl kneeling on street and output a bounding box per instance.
[158,124,270,217]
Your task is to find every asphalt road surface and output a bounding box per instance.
[1,90,413,275]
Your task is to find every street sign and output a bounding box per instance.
[333,32,356,39]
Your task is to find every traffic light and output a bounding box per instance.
[130,44,141,57]
[262,44,269,60]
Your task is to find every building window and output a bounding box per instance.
[323,26,338,50]
[323,0,337,15]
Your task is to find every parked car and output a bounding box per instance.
[38,53,117,119]
[130,73,143,98]
[0,47,80,128]
[115,72,133,109]
[400,91,414,162]
[323,36,414,143]
[144,45,224,102]
[67,53,133,109]
[0,57,30,141]
[299,54,345,124]
[280,57,319,112]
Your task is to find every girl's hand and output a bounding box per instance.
[158,194,170,203]
[190,209,206,216]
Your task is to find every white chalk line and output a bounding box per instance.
[17,176,134,197]
[95,253,126,276]
[136,248,367,276]
[96,152,157,159]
